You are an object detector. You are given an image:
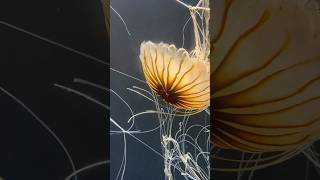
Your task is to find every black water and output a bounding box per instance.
[0,0,108,179]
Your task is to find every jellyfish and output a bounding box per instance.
[136,1,211,179]
[139,2,210,112]
[110,0,210,179]
[139,0,210,112]
[140,41,210,110]
[211,0,320,177]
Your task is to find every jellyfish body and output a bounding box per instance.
[140,41,210,110]
[211,0,320,153]
[139,0,210,111]
[138,2,211,179]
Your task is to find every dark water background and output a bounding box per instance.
[0,0,108,179]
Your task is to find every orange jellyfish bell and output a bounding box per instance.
[211,0,320,154]
[140,41,210,110]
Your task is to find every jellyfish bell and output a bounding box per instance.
[139,40,210,180]
[139,0,211,112]
[140,41,210,111]
[211,0,320,171]
[137,1,210,179]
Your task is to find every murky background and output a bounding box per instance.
[0,0,107,179]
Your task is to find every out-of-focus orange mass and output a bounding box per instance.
[211,0,320,153]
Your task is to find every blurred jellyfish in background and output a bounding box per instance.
[211,0,320,179]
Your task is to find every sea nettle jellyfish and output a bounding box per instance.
[140,1,210,112]
[211,0,320,172]
[139,0,210,179]
[140,41,210,111]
